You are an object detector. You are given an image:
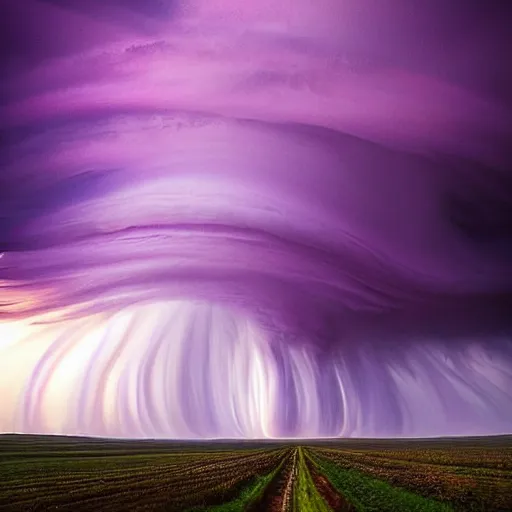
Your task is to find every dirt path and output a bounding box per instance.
[247,448,297,512]
[280,449,297,512]
[246,448,354,512]
[306,455,355,512]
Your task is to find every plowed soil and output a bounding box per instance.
[248,450,297,512]
[307,458,355,512]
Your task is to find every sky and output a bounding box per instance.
[0,0,511,439]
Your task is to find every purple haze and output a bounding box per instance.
[0,0,511,438]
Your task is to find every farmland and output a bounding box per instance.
[0,435,511,511]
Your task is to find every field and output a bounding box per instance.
[0,435,511,511]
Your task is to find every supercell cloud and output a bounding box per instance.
[0,0,511,438]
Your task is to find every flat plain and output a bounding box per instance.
[0,434,511,511]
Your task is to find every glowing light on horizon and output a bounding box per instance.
[1,301,511,439]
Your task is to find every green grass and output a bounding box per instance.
[293,447,330,512]
[308,444,512,511]
[307,450,453,512]
[186,473,271,512]
[187,454,287,512]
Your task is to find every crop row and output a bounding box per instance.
[306,448,451,512]
[310,447,512,511]
[0,448,283,484]
[0,448,289,511]
[338,447,512,470]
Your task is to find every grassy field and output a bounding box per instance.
[0,435,511,511]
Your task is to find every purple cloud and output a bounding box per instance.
[0,0,511,438]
